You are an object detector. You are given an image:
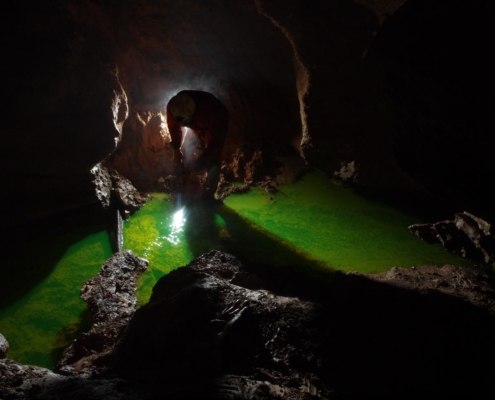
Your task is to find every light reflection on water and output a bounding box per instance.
[165,207,187,245]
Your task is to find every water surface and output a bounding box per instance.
[0,171,466,368]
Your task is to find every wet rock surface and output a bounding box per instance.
[55,251,148,377]
[409,212,495,266]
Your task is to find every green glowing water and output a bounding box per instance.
[127,171,467,304]
[0,171,467,369]
[0,231,112,369]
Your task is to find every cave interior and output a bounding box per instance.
[1,0,495,398]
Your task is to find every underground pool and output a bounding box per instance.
[0,171,467,369]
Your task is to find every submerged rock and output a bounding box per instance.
[409,212,495,265]
[0,333,8,358]
[55,250,148,376]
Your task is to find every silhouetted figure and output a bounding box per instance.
[167,90,229,201]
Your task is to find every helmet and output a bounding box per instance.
[169,92,195,125]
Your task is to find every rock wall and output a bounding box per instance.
[1,1,127,228]
[3,0,494,226]
[256,0,409,189]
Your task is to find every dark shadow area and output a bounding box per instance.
[51,306,92,367]
[113,246,495,398]
[183,200,333,276]
[9,197,495,397]
[168,199,495,397]
[259,267,495,397]
[350,183,459,223]
[364,0,495,223]
[0,203,110,310]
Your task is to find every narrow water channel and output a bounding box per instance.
[0,171,466,369]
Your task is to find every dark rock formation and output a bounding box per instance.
[3,251,495,398]
[0,333,8,359]
[217,146,308,200]
[112,251,495,398]
[409,212,495,266]
[256,0,408,189]
[365,0,495,217]
[91,164,149,252]
[115,251,332,398]
[55,251,148,376]
[0,359,63,399]
[2,0,128,228]
[91,164,114,210]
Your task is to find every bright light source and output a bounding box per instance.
[166,207,186,245]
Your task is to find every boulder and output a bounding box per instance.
[115,250,332,398]
[409,212,495,265]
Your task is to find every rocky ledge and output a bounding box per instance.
[54,250,148,377]
[2,251,495,399]
[409,211,495,266]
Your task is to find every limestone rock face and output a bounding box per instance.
[91,164,150,215]
[257,0,409,189]
[3,0,495,226]
[0,333,8,359]
[109,169,151,215]
[104,105,176,192]
[55,251,148,376]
